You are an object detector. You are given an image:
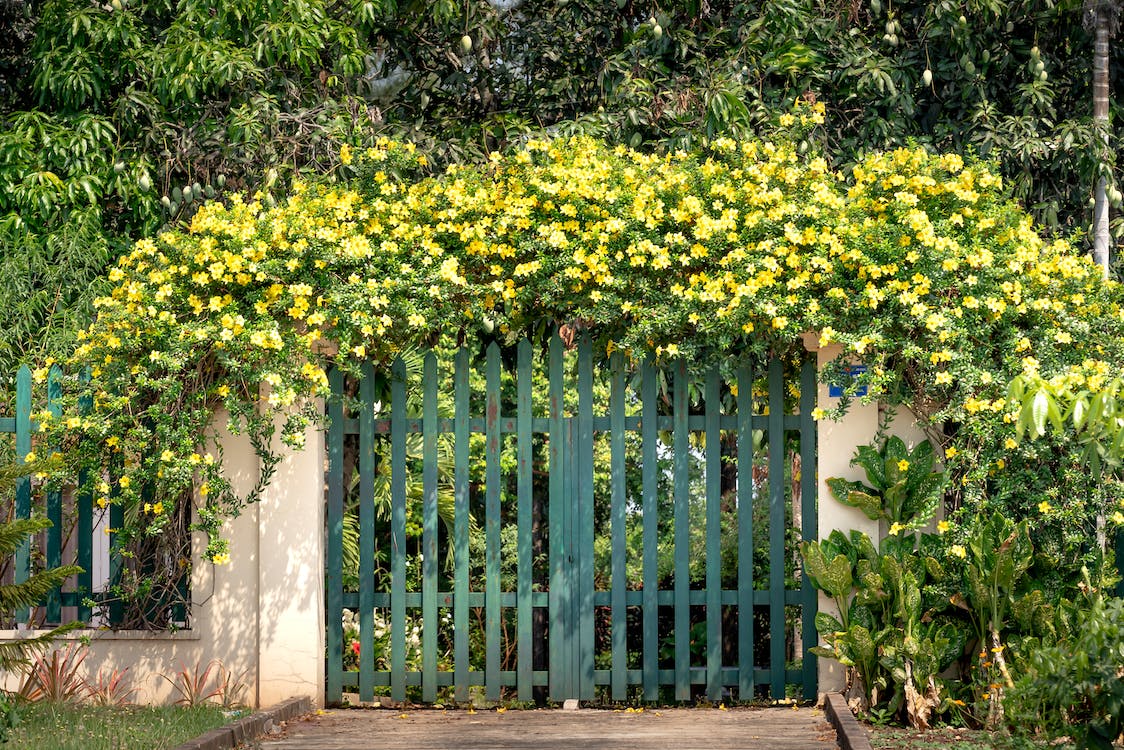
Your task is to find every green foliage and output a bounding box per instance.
[2,0,1123,372]
[803,439,964,728]
[826,437,946,531]
[0,458,82,674]
[1007,591,1124,749]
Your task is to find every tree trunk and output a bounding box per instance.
[1092,5,1111,277]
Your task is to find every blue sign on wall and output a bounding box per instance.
[828,364,868,398]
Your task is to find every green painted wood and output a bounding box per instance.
[14,366,31,622]
[77,372,93,623]
[799,357,819,700]
[326,367,345,705]
[704,369,722,701]
[736,361,755,700]
[359,361,378,702]
[485,342,502,701]
[576,337,595,699]
[640,359,659,701]
[673,359,690,702]
[516,339,534,701]
[108,461,124,626]
[547,332,571,701]
[422,352,439,703]
[609,352,627,701]
[453,348,471,702]
[45,366,63,623]
[767,358,786,700]
[390,358,408,703]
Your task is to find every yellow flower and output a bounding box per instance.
[1038,500,1051,514]
[161,449,175,462]
[1004,437,1017,450]
[22,451,36,463]
[897,459,910,472]
[945,446,958,459]
[951,545,967,559]
[119,476,131,489]
[937,521,951,534]
[211,552,231,565]
[888,522,905,536]
[811,407,826,421]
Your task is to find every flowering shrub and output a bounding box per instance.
[41,102,1124,625]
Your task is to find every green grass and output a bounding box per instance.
[6,702,234,750]
[869,726,1059,750]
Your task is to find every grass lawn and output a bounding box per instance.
[7,702,234,750]
[869,726,1065,750]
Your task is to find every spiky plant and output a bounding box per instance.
[0,457,83,675]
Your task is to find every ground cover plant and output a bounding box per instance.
[3,702,230,750]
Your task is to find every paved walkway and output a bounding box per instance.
[254,706,838,749]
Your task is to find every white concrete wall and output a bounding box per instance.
[0,404,325,708]
[802,336,935,695]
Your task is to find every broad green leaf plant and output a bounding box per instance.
[802,437,962,728]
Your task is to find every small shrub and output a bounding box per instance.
[83,666,138,706]
[162,660,223,707]
[1006,592,1124,749]
[17,644,88,703]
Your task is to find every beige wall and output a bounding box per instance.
[0,405,325,708]
[803,336,935,695]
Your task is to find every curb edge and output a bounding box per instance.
[171,696,313,750]
[822,692,874,750]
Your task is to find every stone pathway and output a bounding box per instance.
[253,706,838,749]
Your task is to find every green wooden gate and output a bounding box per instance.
[325,335,818,705]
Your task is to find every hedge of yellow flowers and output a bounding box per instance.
[49,112,1124,570]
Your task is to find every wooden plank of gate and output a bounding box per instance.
[45,366,63,623]
[576,338,595,699]
[547,333,570,701]
[672,359,690,702]
[77,372,93,624]
[640,359,659,701]
[736,361,755,700]
[767,359,786,700]
[516,340,534,702]
[609,352,627,701]
[800,357,820,700]
[360,361,378,703]
[453,348,471,702]
[326,367,345,704]
[14,366,31,622]
[704,369,722,702]
[390,358,408,703]
[422,352,439,703]
[485,343,502,701]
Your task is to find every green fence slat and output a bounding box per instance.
[326,367,345,705]
[485,342,502,701]
[610,352,627,701]
[673,359,690,702]
[736,361,755,700]
[77,371,93,623]
[800,357,819,700]
[516,340,534,701]
[547,332,571,700]
[108,463,124,626]
[14,366,31,622]
[705,369,722,702]
[422,352,439,703]
[390,357,408,703]
[577,337,595,699]
[640,359,659,701]
[45,366,63,624]
[454,348,471,702]
[359,361,378,702]
[767,358,786,700]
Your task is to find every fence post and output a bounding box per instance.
[255,399,326,707]
[14,366,32,624]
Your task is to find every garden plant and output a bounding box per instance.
[3,95,1122,738]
